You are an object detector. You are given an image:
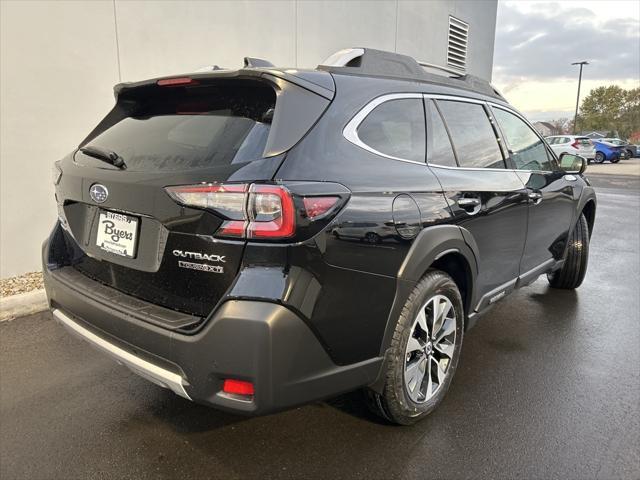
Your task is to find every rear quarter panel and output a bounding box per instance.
[268,75,456,364]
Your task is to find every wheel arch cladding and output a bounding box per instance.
[430,252,473,319]
[380,225,478,355]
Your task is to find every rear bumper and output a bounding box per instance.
[43,232,381,415]
[52,308,191,399]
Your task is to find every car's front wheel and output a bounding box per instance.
[547,213,590,289]
[594,152,606,163]
[366,270,463,425]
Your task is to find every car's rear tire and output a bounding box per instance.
[611,156,620,163]
[366,270,464,425]
[547,213,590,289]
[594,152,605,163]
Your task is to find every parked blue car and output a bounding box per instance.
[592,139,629,163]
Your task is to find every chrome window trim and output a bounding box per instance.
[342,93,426,165]
[425,93,488,105]
[342,92,563,174]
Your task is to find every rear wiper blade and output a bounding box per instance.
[79,146,126,169]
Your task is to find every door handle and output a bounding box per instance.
[528,191,543,205]
[457,197,481,215]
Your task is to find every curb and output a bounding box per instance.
[0,289,48,322]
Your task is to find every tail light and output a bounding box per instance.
[571,139,580,149]
[303,196,340,219]
[166,183,342,240]
[246,185,296,238]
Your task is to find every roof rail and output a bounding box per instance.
[320,48,365,67]
[318,48,504,100]
[416,61,464,77]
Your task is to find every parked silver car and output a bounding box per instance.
[546,135,595,160]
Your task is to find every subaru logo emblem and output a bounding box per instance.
[89,184,108,203]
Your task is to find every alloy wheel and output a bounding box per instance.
[404,295,457,403]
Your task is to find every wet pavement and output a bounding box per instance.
[1,174,639,480]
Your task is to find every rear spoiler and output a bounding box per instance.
[113,67,335,101]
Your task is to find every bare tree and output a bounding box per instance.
[550,118,569,134]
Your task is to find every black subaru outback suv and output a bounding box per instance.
[43,48,596,424]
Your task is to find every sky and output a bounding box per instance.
[492,0,640,122]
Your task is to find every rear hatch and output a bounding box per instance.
[54,72,332,319]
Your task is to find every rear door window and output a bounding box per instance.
[426,100,457,167]
[492,107,552,171]
[436,100,505,169]
[78,82,276,172]
[357,98,426,162]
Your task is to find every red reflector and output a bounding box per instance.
[303,196,339,219]
[157,77,196,87]
[223,379,254,396]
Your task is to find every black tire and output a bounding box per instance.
[611,156,620,163]
[594,152,605,163]
[547,213,590,289]
[364,232,381,244]
[366,270,464,425]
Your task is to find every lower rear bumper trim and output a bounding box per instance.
[52,308,191,400]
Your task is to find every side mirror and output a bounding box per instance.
[559,152,587,174]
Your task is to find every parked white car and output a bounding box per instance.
[545,135,595,161]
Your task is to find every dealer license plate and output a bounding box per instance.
[96,210,139,258]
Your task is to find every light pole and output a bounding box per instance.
[572,61,589,134]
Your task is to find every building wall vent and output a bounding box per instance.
[447,16,468,72]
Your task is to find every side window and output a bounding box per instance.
[493,108,552,171]
[425,100,456,167]
[436,100,505,169]
[357,98,425,162]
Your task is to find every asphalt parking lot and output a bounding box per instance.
[1,171,639,480]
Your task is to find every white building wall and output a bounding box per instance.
[0,0,497,278]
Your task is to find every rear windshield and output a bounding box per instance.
[78,81,276,172]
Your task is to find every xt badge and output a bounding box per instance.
[173,250,225,274]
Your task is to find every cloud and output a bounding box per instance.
[493,2,640,83]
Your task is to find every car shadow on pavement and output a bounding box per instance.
[142,390,250,433]
[528,285,580,327]
[322,390,391,425]
[145,387,390,433]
